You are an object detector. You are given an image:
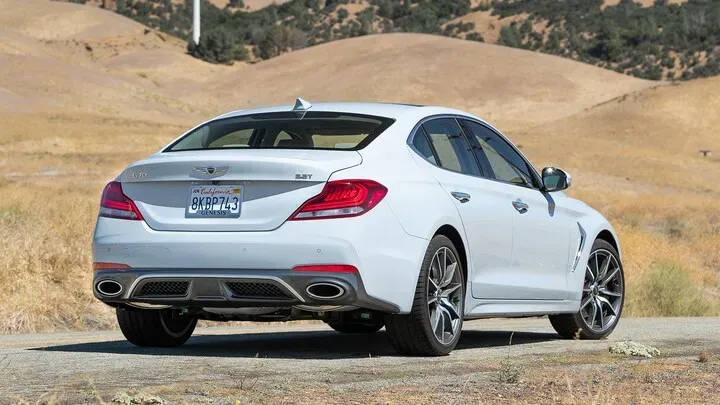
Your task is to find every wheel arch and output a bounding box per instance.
[433,224,468,288]
[595,229,621,259]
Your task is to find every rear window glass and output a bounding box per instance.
[165,112,395,152]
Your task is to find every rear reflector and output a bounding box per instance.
[99,181,144,221]
[93,262,132,271]
[292,264,358,273]
[289,179,387,220]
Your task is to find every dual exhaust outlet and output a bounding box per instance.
[305,282,345,300]
[96,279,346,300]
[96,279,123,297]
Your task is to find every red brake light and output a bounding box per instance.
[292,264,358,273]
[99,181,144,221]
[289,179,387,220]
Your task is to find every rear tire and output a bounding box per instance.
[385,235,465,356]
[549,239,624,340]
[116,307,197,347]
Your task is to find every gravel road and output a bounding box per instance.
[1,317,719,404]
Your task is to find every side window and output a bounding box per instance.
[461,120,535,188]
[421,119,480,176]
[411,128,438,165]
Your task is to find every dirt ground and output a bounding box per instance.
[2,317,719,404]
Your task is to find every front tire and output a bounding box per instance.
[385,235,465,356]
[549,239,625,339]
[116,307,197,347]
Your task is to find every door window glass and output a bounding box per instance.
[411,128,438,165]
[462,121,535,187]
[421,119,480,176]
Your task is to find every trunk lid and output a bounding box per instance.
[119,149,361,232]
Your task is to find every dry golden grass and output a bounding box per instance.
[0,0,717,333]
[0,113,182,333]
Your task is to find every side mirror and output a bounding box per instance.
[542,167,572,192]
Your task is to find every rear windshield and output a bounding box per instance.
[165,111,395,152]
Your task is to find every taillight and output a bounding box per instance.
[289,179,387,220]
[99,181,144,221]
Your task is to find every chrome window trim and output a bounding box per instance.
[406,114,543,190]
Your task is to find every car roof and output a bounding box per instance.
[214,102,470,121]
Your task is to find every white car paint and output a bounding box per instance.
[93,102,620,317]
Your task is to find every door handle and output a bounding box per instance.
[512,199,529,213]
[451,191,471,203]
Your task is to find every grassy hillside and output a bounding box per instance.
[0,0,718,332]
[59,0,720,81]
[206,33,655,129]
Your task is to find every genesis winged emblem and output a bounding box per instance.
[191,166,229,179]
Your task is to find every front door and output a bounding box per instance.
[460,119,572,300]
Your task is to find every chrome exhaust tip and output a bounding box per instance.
[96,279,123,297]
[305,282,345,300]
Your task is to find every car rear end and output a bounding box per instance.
[92,108,425,317]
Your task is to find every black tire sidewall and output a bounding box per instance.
[572,239,625,339]
[417,235,465,355]
[116,307,196,347]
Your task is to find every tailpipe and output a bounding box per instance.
[96,279,123,297]
[306,282,345,300]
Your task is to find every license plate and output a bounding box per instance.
[185,186,242,218]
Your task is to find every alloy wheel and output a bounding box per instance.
[160,313,195,338]
[580,249,624,333]
[427,247,463,345]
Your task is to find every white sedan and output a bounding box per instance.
[92,99,624,356]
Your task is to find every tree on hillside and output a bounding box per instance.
[590,20,623,62]
[497,25,523,48]
[252,25,308,60]
[187,27,248,64]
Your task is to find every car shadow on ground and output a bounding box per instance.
[31,329,559,359]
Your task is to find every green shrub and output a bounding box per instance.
[630,262,718,317]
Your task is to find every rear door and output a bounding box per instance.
[410,118,515,298]
[119,111,393,232]
[460,119,572,300]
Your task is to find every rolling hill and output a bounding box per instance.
[61,0,720,81]
[0,0,717,333]
[518,75,720,194]
[209,33,655,129]
[0,0,243,121]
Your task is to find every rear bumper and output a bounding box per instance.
[92,202,428,313]
[93,268,399,312]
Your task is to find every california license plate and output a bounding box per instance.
[185,186,242,218]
